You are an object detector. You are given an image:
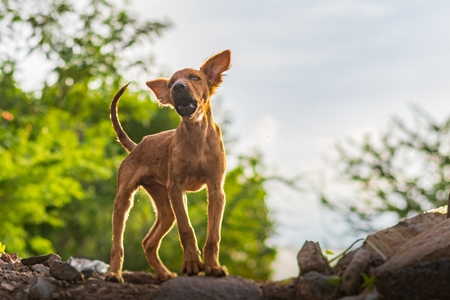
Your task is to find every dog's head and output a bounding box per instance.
[146,50,231,120]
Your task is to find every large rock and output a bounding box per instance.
[154,276,262,300]
[375,218,450,299]
[365,208,446,260]
[334,208,447,297]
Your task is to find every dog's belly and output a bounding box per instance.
[183,178,207,192]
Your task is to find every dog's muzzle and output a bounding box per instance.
[172,82,198,117]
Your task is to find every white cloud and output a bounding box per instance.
[311,0,395,18]
[250,115,280,147]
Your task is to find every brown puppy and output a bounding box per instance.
[105,50,231,282]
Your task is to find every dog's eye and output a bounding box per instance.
[190,75,200,81]
[168,82,174,89]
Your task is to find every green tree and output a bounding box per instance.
[0,0,276,279]
[321,108,450,232]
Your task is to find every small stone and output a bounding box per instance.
[22,254,61,266]
[1,281,16,292]
[29,277,54,300]
[67,257,109,273]
[297,241,332,276]
[49,259,83,282]
[340,248,371,295]
[296,271,339,300]
[0,253,20,263]
[31,264,51,275]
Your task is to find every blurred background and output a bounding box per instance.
[1,0,450,280]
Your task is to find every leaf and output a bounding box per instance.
[361,273,375,288]
[328,276,342,286]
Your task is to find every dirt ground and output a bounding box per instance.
[0,255,297,300]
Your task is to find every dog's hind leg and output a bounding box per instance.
[105,181,138,282]
[141,182,177,281]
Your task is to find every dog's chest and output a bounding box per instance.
[172,141,222,186]
[183,143,216,171]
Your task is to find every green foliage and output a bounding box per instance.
[0,0,276,279]
[361,273,375,289]
[328,275,342,286]
[321,107,450,232]
[325,249,334,255]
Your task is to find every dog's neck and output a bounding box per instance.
[182,101,214,126]
[177,104,218,143]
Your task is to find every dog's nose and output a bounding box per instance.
[173,82,187,91]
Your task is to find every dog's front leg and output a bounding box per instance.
[168,183,204,275]
[203,182,227,277]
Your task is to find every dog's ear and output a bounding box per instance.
[200,50,231,93]
[146,79,173,107]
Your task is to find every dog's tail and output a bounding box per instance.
[110,83,137,153]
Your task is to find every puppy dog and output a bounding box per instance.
[106,50,231,282]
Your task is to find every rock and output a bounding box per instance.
[49,259,83,282]
[328,208,447,298]
[154,276,262,300]
[337,287,379,300]
[67,257,109,274]
[29,277,54,300]
[340,248,371,295]
[365,209,446,261]
[259,278,297,300]
[333,249,357,276]
[122,271,159,284]
[1,281,16,292]
[22,253,61,266]
[31,264,51,275]
[0,253,20,263]
[295,271,339,300]
[6,262,29,272]
[297,241,332,276]
[375,218,450,299]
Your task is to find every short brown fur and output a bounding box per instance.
[105,50,231,282]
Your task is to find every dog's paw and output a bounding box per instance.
[182,259,204,276]
[205,265,228,277]
[157,270,177,282]
[105,272,124,283]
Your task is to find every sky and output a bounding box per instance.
[124,0,450,278]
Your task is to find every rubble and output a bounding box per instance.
[1,206,450,299]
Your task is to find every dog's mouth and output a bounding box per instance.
[174,98,198,117]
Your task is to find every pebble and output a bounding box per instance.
[29,277,54,300]
[1,281,16,291]
[31,264,51,275]
[49,259,83,282]
[22,254,62,266]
